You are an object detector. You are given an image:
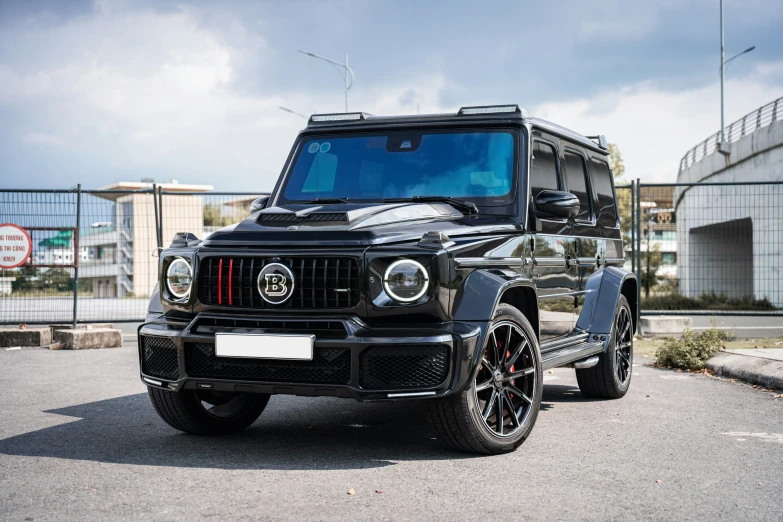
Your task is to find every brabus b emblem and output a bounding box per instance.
[265,273,287,296]
[257,263,295,304]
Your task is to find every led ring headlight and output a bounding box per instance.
[166,257,192,300]
[383,259,429,303]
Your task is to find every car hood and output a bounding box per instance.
[200,202,522,247]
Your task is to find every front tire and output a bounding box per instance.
[427,304,543,454]
[576,294,634,399]
[148,387,270,435]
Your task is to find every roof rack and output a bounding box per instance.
[307,112,374,126]
[457,104,529,118]
[586,135,608,150]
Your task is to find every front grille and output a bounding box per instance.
[192,317,347,338]
[360,345,450,390]
[198,256,360,309]
[140,336,180,380]
[185,343,351,384]
[258,212,347,223]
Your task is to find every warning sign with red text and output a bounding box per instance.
[0,224,32,269]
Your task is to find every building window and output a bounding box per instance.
[653,231,676,241]
[661,252,677,265]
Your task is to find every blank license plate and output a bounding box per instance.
[215,333,314,360]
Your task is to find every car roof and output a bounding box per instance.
[304,106,609,156]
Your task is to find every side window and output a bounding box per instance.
[590,158,617,227]
[530,141,560,199]
[563,150,591,220]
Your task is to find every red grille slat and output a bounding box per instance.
[228,258,234,305]
[238,258,244,307]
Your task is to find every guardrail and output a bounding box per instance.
[678,96,782,173]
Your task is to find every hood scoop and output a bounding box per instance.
[257,212,348,224]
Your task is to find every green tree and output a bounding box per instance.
[203,203,235,227]
[609,144,632,246]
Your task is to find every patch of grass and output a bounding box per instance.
[654,328,735,371]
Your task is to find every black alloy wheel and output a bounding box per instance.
[427,303,543,454]
[575,294,634,399]
[614,306,633,385]
[148,387,270,435]
[474,320,537,437]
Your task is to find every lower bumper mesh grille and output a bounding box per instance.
[141,336,180,380]
[185,343,351,384]
[360,345,449,390]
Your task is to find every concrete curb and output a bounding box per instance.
[706,351,783,391]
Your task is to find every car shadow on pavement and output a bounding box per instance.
[540,383,593,410]
[0,392,479,470]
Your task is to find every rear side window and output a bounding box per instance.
[590,158,617,227]
[563,151,591,220]
[530,141,560,199]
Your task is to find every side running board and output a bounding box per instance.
[541,341,604,370]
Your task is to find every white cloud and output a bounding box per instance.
[0,2,453,190]
[4,1,777,190]
[534,67,783,182]
[22,132,68,147]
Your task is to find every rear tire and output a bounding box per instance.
[427,304,543,455]
[576,294,634,399]
[148,387,270,435]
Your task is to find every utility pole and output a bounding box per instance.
[718,0,755,148]
[720,0,725,145]
[298,50,355,112]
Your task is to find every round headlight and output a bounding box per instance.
[383,259,429,303]
[166,257,192,299]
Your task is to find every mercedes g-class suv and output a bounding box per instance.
[139,105,637,455]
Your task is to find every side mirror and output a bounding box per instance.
[249,196,270,213]
[535,190,580,219]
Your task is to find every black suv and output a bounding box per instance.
[139,105,637,454]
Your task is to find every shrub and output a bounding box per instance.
[655,328,734,371]
[643,292,776,311]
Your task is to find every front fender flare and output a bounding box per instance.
[576,266,637,335]
[449,269,538,395]
[452,269,537,323]
[148,283,163,315]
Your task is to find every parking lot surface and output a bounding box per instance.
[1,345,781,521]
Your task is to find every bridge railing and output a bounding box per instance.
[678,96,782,173]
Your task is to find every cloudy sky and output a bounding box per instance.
[1,0,781,190]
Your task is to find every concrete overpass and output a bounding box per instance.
[675,96,783,307]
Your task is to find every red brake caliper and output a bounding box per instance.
[498,337,515,399]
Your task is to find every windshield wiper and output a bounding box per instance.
[289,197,351,205]
[383,196,479,215]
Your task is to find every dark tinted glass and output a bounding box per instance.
[590,158,617,227]
[282,131,516,206]
[530,141,559,198]
[563,151,590,219]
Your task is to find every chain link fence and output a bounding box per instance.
[630,181,782,315]
[1,181,781,324]
[1,187,265,324]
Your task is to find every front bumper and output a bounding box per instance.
[138,313,485,401]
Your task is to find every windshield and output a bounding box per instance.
[280,130,517,206]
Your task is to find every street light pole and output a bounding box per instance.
[298,50,355,112]
[279,106,308,119]
[719,0,755,146]
[720,0,725,144]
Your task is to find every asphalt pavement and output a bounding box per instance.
[1,344,781,521]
